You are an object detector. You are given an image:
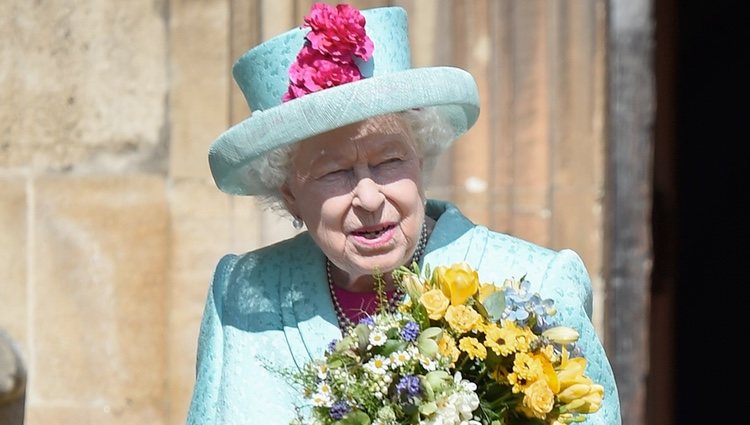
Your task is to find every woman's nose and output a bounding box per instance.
[352,172,385,211]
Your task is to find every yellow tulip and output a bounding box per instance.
[436,262,480,306]
[557,357,589,388]
[559,383,604,414]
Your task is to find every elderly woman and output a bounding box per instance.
[187,3,621,425]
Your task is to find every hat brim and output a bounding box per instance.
[208,66,480,196]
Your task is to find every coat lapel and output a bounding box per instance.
[285,235,342,368]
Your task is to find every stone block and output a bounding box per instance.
[28,175,167,424]
[0,1,168,171]
[169,0,230,179]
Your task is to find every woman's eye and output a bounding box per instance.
[377,158,402,166]
[321,169,348,178]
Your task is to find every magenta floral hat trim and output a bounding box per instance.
[283,3,374,102]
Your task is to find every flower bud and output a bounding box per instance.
[542,326,579,345]
[401,273,426,302]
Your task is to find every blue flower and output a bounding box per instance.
[395,375,421,400]
[400,321,420,342]
[329,401,350,420]
[358,316,375,326]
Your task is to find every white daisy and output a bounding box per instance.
[316,363,328,379]
[365,355,390,375]
[389,350,411,368]
[369,329,387,346]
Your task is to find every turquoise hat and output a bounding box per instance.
[208,5,480,196]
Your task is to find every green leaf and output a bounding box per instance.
[354,324,371,351]
[483,290,506,322]
[474,297,490,319]
[417,338,439,357]
[328,359,343,369]
[381,339,406,356]
[334,410,371,425]
[419,401,438,415]
[419,327,443,340]
[413,303,431,329]
[424,370,451,393]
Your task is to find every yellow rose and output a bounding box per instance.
[521,379,555,419]
[435,262,479,306]
[420,289,450,320]
[444,305,482,333]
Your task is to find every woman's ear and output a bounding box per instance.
[280,181,297,217]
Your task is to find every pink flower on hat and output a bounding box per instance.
[284,46,363,101]
[304,3,374,63]
[282,2,374,102]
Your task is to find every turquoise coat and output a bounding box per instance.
[187,200,622,424]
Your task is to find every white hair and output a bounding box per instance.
[247,106,456,215]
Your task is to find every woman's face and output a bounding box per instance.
[281,114,425,282]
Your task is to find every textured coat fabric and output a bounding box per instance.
[187,200,622,424]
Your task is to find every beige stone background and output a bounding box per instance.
[0,0,607,424]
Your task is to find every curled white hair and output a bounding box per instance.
[247,106,456,215]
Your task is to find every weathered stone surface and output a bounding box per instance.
[169,0,229,179]
[29,175,167,424]
[25,402,163,425]
[0,174,27,351]
[0,1,167,172]
[166,178,261,424]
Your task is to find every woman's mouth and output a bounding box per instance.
[350,224,397,246]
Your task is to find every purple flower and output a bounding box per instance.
[395,375,421,400]
[326,338,339,353]
[358,316,375,326]
[399,321,420,342]
[329,401,350,420]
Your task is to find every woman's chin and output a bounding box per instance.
[350,253,408,277]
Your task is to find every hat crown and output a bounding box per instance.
[233,7,411,113]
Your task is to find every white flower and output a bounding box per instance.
[369,329,387,346]
[389,350,411,368]
[311,391,331,407]
[419,354,437,371]
[365,355,390,375]
[316,363,328,379]
[317,382,332,396]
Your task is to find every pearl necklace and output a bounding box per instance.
[327,221,428,330]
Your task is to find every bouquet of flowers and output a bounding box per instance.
[290,262,604,425]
